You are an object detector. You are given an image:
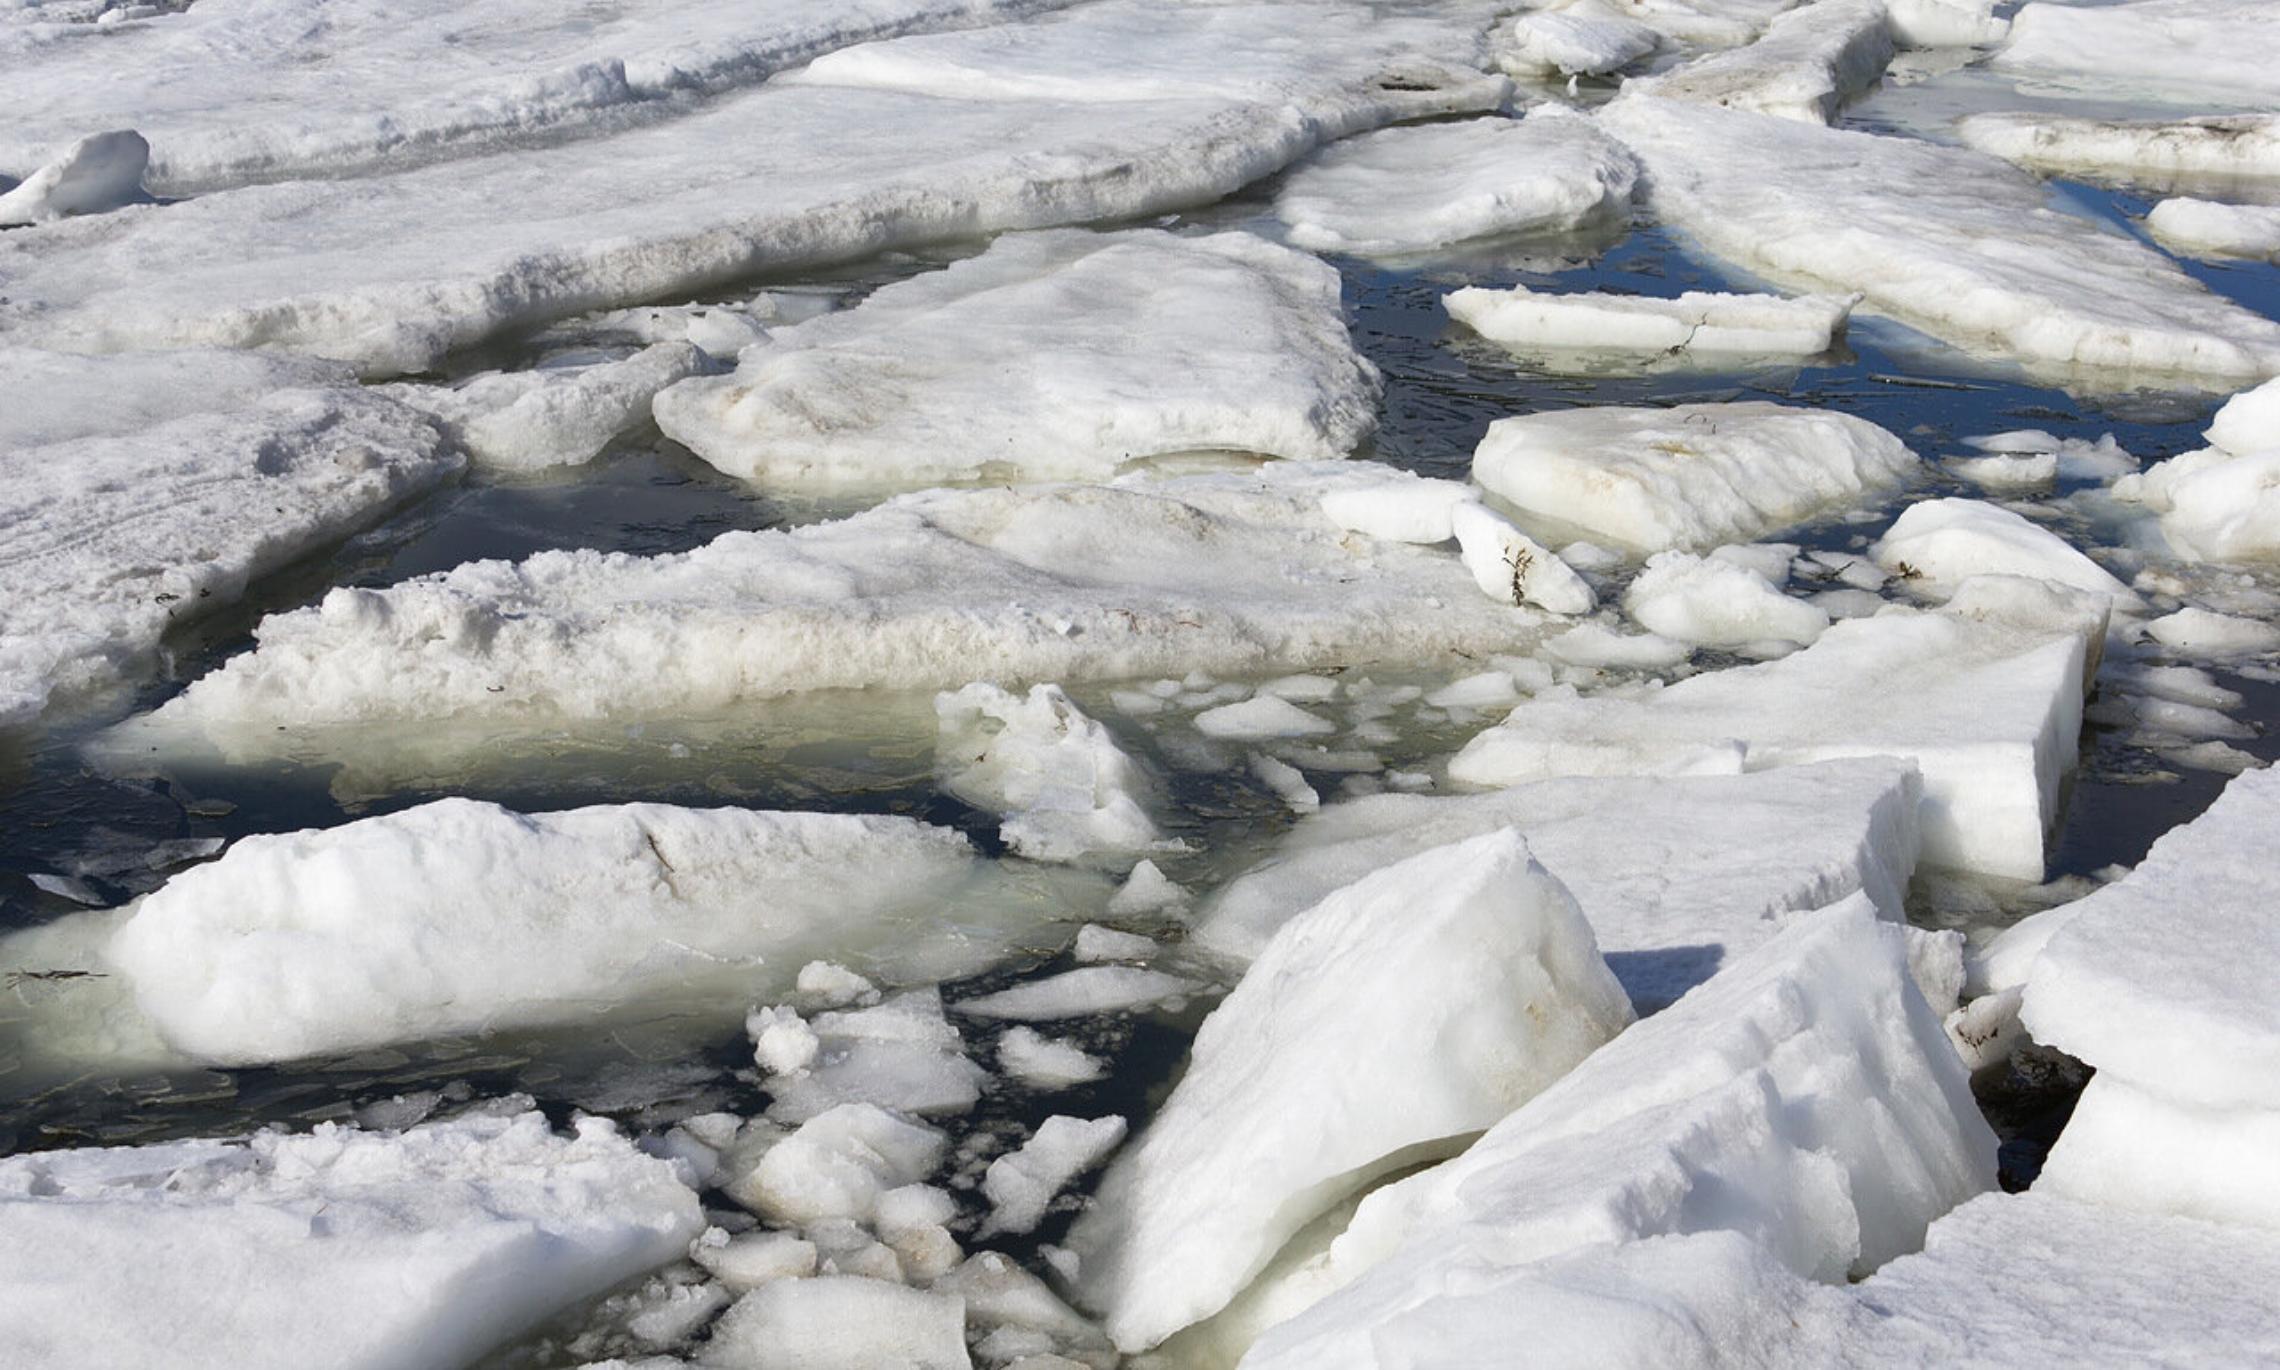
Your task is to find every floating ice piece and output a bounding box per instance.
[1947,450,2056,489]
[388,342,708,472]
[1494,10,1662,77]
[0,349,458,729]
[1470,401,1918,554]
[1315,473,1475,543]
[982,1114,1128,1236]
[736,1102,946,1228]
[1193,695,1337,741]
[1450,580,2103,879]
[1994,0,2280,102]
[1069,831,1632,1352]
[1246,899,1995,1369]
[1870,498,2136,604]
[937,683,1167,863]
[99,798,1055,1064]
[123,465,1544,748]
[1270,110,1636,258]
[763,989,989,1124]
[1073,924,1157,962]
[0,1111,702,1370]
[2209,374,2280,457]
[692,1228,819,1291]
[2117,451,2280,561]
[1541,622,1694,669]
[2144,605,2280,657]
[2148,197,2280,262]
[1959,111,2280,188]
[1450,501,1599,615]
[700,1275,971,1370]
[937,1251,1112,1362]
[997,1026,1106,1088]
[1194,758,1919,1010]
[956,967,1200,1022]
[654,230,1375,491]
[1596,95,2280,386]
[2023,766,2280,1228]
[1625,550,1831,648]
[1632,0,1894,124]
[0,129,147,225]
[1447,284,1854,359]
[1883,0,2009,45]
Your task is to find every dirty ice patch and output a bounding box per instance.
[1870,497,2138,606]
[652,229,1376,492]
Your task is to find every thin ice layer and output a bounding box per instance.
[122,464,1545,748]
[1194,758,1921,1012]
[0,347,458,729]
[652,229,1377,491]
[1596,95,2280,386]
[1469,401,1917,553]
[0,1111,702,1370]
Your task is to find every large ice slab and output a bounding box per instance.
[1067,831,1633,1352]
[652,229,1376,491]
[1993,0,2280,102]
[123,464,1546,749]
[1194,758,1921,1012]
[1469,401,1918,554]
[0,347,458,729]
[100,798,1069,1064]
[1447,285,1854,361]
[1268,109,1635,258]
[1632,0,1894,125]
[1596,95,2280,386]
[1958,111,2280,188]
[0,1110,702,1370]
[1244,899,1995,1369]
[1449,580,2101,879]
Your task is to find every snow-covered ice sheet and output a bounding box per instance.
[935,682,1168,863]
[1469,401,1918,554]
[118,464,1547,750]
[652,229,1376,492]
[1958,111,2280,188]
[1992,0,2280,103]
[1068,831,1633,1351]
[388,342,709,473]
[2147,196,2280,261]
[1244,898,1995,1369]
[1597,95,2280,387]
[0,1110,702,1370]
[1632,0,1894,125]
[1447,284,1854,360]
[1269,110,1636,259]
[1449,579,2103,879]
[0,347,458,729]
[1194,758,1920,1010]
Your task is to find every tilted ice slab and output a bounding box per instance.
[0,0,1080,194]
[1268,109,1636,258]
[0,347,458,730]
[652,229,1377,492]
[1067,831,1634,1352]
[1596,95,2280,386]
[1993,0,2280,102]
[1193,758,1921,1012]
[2022,765,2280,1229]
[100,797,1073,1064]
[1447,284,1855,360]
[0,128,146,226]
[1493,9,1662,77]
[2147,196,2280,261]
[1448,578,2103,879]
[1958,111,2280,188]
[935,682,1170,863]
[0,0,1506,375]
[1469,401,1918,554]
[1244,899,1996,1370]
[2113,375,2280,560]
[388,342,710,473]
[1631,0,1894,125]
[0,1110,702,1370]
[123,464,1546,748]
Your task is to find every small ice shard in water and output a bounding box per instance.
[1447,284,1855,360]
[758,989,989,1124]
[955,967,1201,1023]
[936,683,1170,864]
[728,1102,945,1228]
[0,130,148,225]
[981,1114,1129,1236]
[2146,197,2280,263]
[699,1275,970,1370]
[997,1026,1107,1089]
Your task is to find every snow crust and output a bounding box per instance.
[1447,284,1854,359]
[935,683,1167,863]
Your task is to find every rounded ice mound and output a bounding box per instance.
[1870,498,2137,605]
[1624,549,1830,649]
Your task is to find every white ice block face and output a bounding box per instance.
[652,229,1378,492]
[388,342,710,472]
[1194,758,1921,1012]
[1959,112,2280,188]
[1244,899,1995,1370]
[1270,110,1636,259]
[1993,0,2280,102]
[1631,0,1896,125]
[120,464,1545,751]
[0,347,460,730]
[1869,497,2136,604]
[1449,583,2101,880]
[935,683,1167,864]
[2148,198,2280,263]
[1469,401,1918,554]
[1596,95,2280,388]
[96,798,1064,1065]
[1447,284,1855,361]
[1494,10,1662,77]
[1065,830,1635,1352]
[0,1111,703,1370]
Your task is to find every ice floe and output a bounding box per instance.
[1493,9,1662,78]
[955,966,1200,1022]
[1869,497,2137,605]
[2113,376,2280,560]
[1958,111,2280,189]
[1450,501,1601,614]
[701,1274,970,1369]
[2147,196,2280,261]
[1632,0,1894,125]
[935,683,1168,864]
[1993,0,2280,102]
[980,1113,1127,1236]
[1447,284,1855,360]
[389,342,709,473]
[756,990,990,1124]
[1624,548,1832,649]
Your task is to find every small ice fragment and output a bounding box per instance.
[981,1114,1129,1236]
[997,1027,1107,1089]
[956,968,1202,1022]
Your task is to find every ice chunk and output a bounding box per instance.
[734,1103,945,1227]
[1541,622,1695,669]
[0,129,147,225]
[1596,95,2280,386]
[981,1114,1128,1236]
[996,1026,1106,1088]
[1625,550,1831,648]
[1470,401,1918,554]
[1193,695,1336,741]
[1494,10,1662,77]
[762,989,989,1124]
[1947,450,2056,489]
[95,798,1055,1064]
[2207,374,2280,458]
[1448,284,1855,359]
[2113,389,2280,559]
[955,967,1200,1022]
[1959,111,2280,188]
[653,229,1376,492]
[389,342,708,472]
[1449,584,2101,879]
[122,464,1545,748]
[2148,197,2280,262]
[1246,900,1994,1368]
[700,1275,970,1370]
[1632,0,1895,125]
[1450,501,1600,615]
[1870,497,2136,604]
[2144,605,2280,657]
[1994,0,2280,103]
[1194,758,1920,1011]
[0,1111,701,1370]
[750,1006,822,1076]
[936,683,1167,863]
[1067,831,1634,1351]
[1315,473,1474,544]
[1270,110,1636,258]
[1072,925,1157,962]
